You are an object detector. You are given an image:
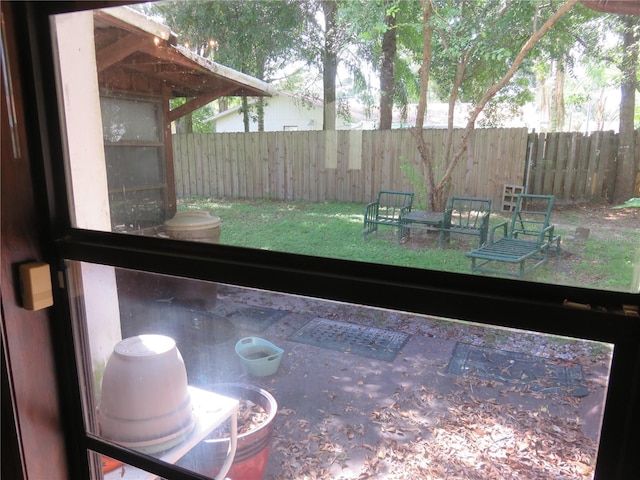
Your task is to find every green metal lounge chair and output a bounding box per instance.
[465,194,561,277]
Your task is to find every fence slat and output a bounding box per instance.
[347,131,362,202]
[187,133,197,197]
[194,133,203,197]
[532,133,546,193]
[602,130,617,200]
[552,134,567,198]
[564,133,581,200]
[173,134,184,197]
[542,133,558,194]
[210,135,220,198]
[586,131,600,199]
[361,130,374,202]
[574,134,590,199]
[222,134,232,197]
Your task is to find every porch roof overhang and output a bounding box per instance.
[94,6,276,120]
[580,1,640,15]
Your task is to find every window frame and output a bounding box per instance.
[18,2,640,479]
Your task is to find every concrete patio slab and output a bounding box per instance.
[119,284,610,478]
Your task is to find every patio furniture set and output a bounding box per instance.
[363,190,561,277]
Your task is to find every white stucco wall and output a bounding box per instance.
[212,94,355,132]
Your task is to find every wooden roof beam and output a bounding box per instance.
[96,33,146,72]
[167,86,238,123]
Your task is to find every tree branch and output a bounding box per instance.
[438,0,579,188]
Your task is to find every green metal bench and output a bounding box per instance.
[465,194,561,277]
[363,190,414,242]
[439,196,492,248]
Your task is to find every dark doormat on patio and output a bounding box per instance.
[446,342,589,397]
[211,299,290,333]
[287,318,411,362]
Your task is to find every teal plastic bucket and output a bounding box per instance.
[235,337,283,377]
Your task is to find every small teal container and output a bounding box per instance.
[235,337,284,377]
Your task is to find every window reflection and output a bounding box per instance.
[68,262,612,479]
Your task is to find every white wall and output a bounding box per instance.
[52,11,122,394]
[213,94,355,132]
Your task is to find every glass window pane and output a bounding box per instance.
[51,2,640,293]
[110,188,166,231]
[105,146,164,188]
[67,261,612,479]
[101,97,161,143]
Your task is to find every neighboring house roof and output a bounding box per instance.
[94,6,275,120]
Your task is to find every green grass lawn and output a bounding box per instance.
[178,197,638,292]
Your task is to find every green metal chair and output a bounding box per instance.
[363,190,414,242]
[439,196,492,248]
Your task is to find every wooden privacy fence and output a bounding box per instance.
[526,130,621,201]
[172,128,633,207]
[173,128,528,207]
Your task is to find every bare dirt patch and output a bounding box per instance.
[552,201,639,241]
[549,202,639,288]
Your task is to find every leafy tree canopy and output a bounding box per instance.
[152,0,317,81]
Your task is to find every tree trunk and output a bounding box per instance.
[322,0,338,131]
[176,112,193,134]
[242,97,250,132]
[379,0,397,130]
[443,63,464,181]
[257,97,265,132]
[614,15,639,203]
[411,0,436,209]
[536,71,550,131]
[257,59,266,132]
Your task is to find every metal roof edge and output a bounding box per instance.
[97,5,176,43]
[172,45,277,97]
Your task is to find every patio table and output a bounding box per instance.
[401,210,444,239]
